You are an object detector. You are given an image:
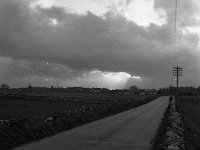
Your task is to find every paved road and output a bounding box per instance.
[14,96,169,150]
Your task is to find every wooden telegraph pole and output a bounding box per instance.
[173,66,182,100]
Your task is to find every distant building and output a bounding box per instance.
[1,84,10,89]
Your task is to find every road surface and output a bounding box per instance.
[14,96,169,150]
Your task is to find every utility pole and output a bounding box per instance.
[173,66,183,100]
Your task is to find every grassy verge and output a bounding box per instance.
[0,95,159,150]
[177,96,200,150]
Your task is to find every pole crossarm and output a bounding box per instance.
[173,66,183,100]
[173,66,183,76]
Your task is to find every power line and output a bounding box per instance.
[173,0,183,100]
[174,0,177,65]
[181,0,196,27]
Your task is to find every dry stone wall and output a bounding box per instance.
[163,98,185,150]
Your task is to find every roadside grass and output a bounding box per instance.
[177,96,200,150]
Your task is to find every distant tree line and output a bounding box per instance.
[129,85,200,96]
[2,83,200,96]
[157,85,200,96]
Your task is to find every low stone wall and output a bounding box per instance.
[163,98,185,150]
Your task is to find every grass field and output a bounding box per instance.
[0,92,157,150]
[0,92,143,120]
[0,97,85,120]
[177,96,200,150]
[22,91,139,100]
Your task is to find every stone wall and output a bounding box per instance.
[163,98,185,150]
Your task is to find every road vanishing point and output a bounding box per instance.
[14,96,169,150]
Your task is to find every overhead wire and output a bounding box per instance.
[173,0,196,66]
[174,0,177,66]
[182,0,195,27]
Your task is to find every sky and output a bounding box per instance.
[0,0,200,89]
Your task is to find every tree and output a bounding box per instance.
[129,86,139,94]
[1,84,10,89]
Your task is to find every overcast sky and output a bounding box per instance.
[0,0,200,89]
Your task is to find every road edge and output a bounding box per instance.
[150,96,170,150]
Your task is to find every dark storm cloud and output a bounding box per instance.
[0,57,72,80]
[0,0,200,88]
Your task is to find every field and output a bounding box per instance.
[0,97,85,120]
[0,91,143,120]
[177,96,200,150]
[1,91,158,150]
